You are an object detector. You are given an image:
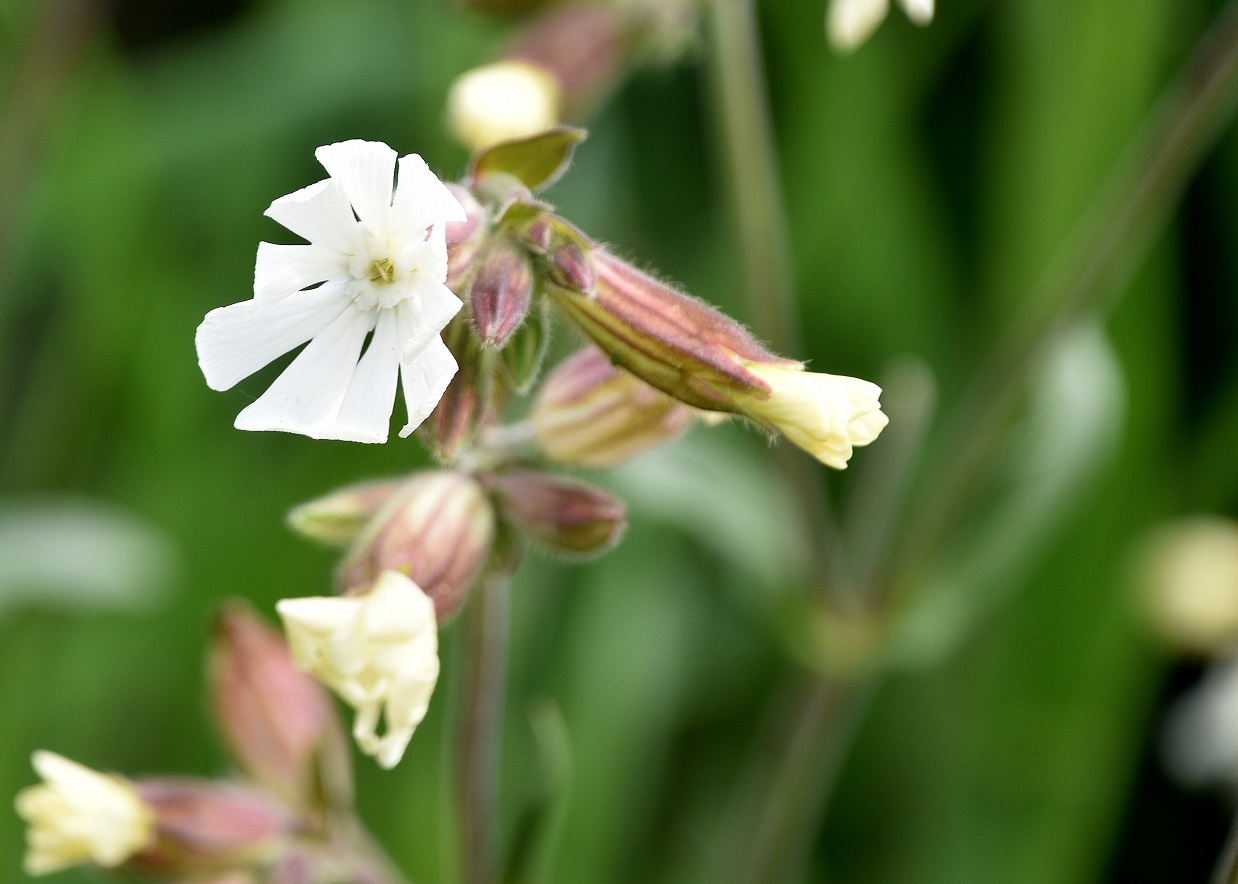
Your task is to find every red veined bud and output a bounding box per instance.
[286,479,405,548]
[130,780,292,878]
[503,4,623,117]
[482,469,626,558]
[338,471,496,621]
[532,345,695,467]
[419,316,502,463]
[209,603,352,812]
[469,239,536,347]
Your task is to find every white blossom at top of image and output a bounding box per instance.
[196,140,466,442]
[827,0,934,53]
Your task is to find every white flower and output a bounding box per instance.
[827,0,934,52]
[1165,655,1238,791]
[15,751,154,876]
[742,364,888,470]
[276,571,439,769]
[196,140,467,442]
[447,61,562,153]
[1144,518,1238,655]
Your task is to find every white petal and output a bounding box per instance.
[315,140,398,237]
[399,282,463,364]
[391,154,467,243]
[254,242,346,305]
[265,179,359,253]
[399,336,457,437]
[827,0,889,51]
[234,306,376,439]
[196,283,350,391]
[333,311,403,443]
[898,0,933,25]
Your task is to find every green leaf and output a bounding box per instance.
[502,296,552,394]
[472,127,587,192]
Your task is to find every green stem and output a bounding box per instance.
[1212,810,1238,884]
[457,568,510,884]
[706,0,849,602]
[891,0,1238,594]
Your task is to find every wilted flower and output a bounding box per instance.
[827,0,934,53]
[551,250,887,468]
[277,572,440,769]
[196,140,466,442]
[16,751,154,875]
[531,344,695,467]
[447,61,562,152]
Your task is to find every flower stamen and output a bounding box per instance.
[368,257,396,284]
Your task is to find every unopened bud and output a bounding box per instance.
[548,239,595,292]
[339,471,496,621]
[209,603,352,811]
[420,317,499,463]
[446,184,489,291]
[550,251,887,468]
[1142,517,1238,656]
[447,61,562,153]
[532,345,694,467]
[287,479,405,548]
[470,241,536,347]
[16,751,155,876]
[504,4,623,117]
[132,780,291,878]
[483,469,626,558]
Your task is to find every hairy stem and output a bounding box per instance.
[892,0,1238,594]
[457,569,510,884]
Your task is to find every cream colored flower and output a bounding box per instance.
[827,0,934,52]
[276,571,439,769]
[1143,517,1238,656]
[15,751,154,876]
[447,61,562,153]
[741,364,888,470]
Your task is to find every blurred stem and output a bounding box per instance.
[457,568,510,884]
[706,0,849,602]
[711,677,874,884]
[892,0,1238,593]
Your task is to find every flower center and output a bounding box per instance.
[368,257,396,284]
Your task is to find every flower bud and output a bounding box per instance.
[130,780,291,877]
[419,317,500,463]
[447,61,562,153]
[483,469,626,558]
[532,345,695,467]
[503,4,623,117]
[1142,517,1238,656]
[209,603,352,811]
[550,250,888,468]
[446,184,489,291]
[339,471,496,621]
[286,479,405,548]
[469,240,536,347]
[277,571,440,770]
[16,751,154,876]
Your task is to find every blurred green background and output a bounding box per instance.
[2,0,1238,881]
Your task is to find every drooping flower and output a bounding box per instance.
[276,571,439,769]
[16,751,155,875]
[827,0,934,53]
[740,364,888,471]
[549,248,888,469]
[196,140,467,442]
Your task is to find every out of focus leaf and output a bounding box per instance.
[473,128,587,192]
[0,496,180,616]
